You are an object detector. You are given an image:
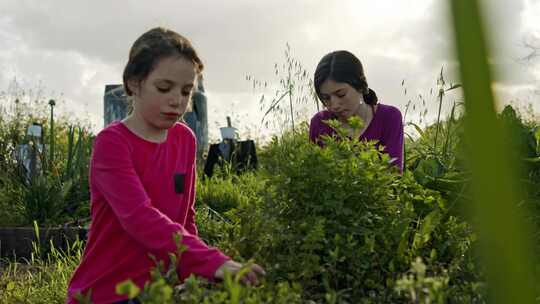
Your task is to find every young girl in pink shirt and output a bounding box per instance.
[67,27,264,304]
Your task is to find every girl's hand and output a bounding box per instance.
[214,260,266,285]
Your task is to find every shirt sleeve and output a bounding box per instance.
[91,130,229,280]
[309,114,323,145]
[184,160,198,237]
[381,107,404,172]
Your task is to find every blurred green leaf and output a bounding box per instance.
[450,1,537,303]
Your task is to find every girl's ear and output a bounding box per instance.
[127,79,140,96]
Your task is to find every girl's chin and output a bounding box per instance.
[155,120,177,129]
[165,121,178,128]
[335,112,351,121]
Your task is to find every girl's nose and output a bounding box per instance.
[168,89,184,107]
[168,97,180,107]
[328,99,341,112]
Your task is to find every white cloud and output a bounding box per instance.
[0,0,537,138]
[522,0,540,34]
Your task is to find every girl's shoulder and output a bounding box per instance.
[170,122,196,144]
[91,122,135,157]
[376,103,401,115]
[97,121,195,141]
[96,121,129,141]
[95,121,195,149]
[376,103,402,121]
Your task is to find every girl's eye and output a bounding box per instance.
[181,91,191,97]
[157,87,171,93]
[336,93,345,98]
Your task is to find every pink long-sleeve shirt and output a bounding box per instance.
[309,103,404,172]
[67,122,230,304]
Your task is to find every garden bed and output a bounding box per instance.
[0,226,87,260]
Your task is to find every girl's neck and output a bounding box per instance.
[339,103,371,124]
[122,114,168,143]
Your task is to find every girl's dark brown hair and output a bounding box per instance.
[123,27,204,96]
[314,50,378,105]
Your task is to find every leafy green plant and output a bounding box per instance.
[227,123,480,302]
[115,233,304,304]
[395,257,449,304]
[0,94,92,226]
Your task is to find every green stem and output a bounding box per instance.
[433,90,444,155]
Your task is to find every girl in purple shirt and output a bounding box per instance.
[309,50,404,172]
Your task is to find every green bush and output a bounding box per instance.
[202,123,480,302]
[196,172,265,215]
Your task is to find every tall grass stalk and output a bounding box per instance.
[450,1,537,303]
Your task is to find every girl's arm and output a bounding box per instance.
[309,114,324,145]
[382,107,404,172]
[184,160,198,236]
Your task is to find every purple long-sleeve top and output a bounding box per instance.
[309,103,404,172]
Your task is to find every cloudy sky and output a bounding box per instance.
[1,0,539,140]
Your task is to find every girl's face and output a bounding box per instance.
[319,79,364,121]
[128,55,196,131]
